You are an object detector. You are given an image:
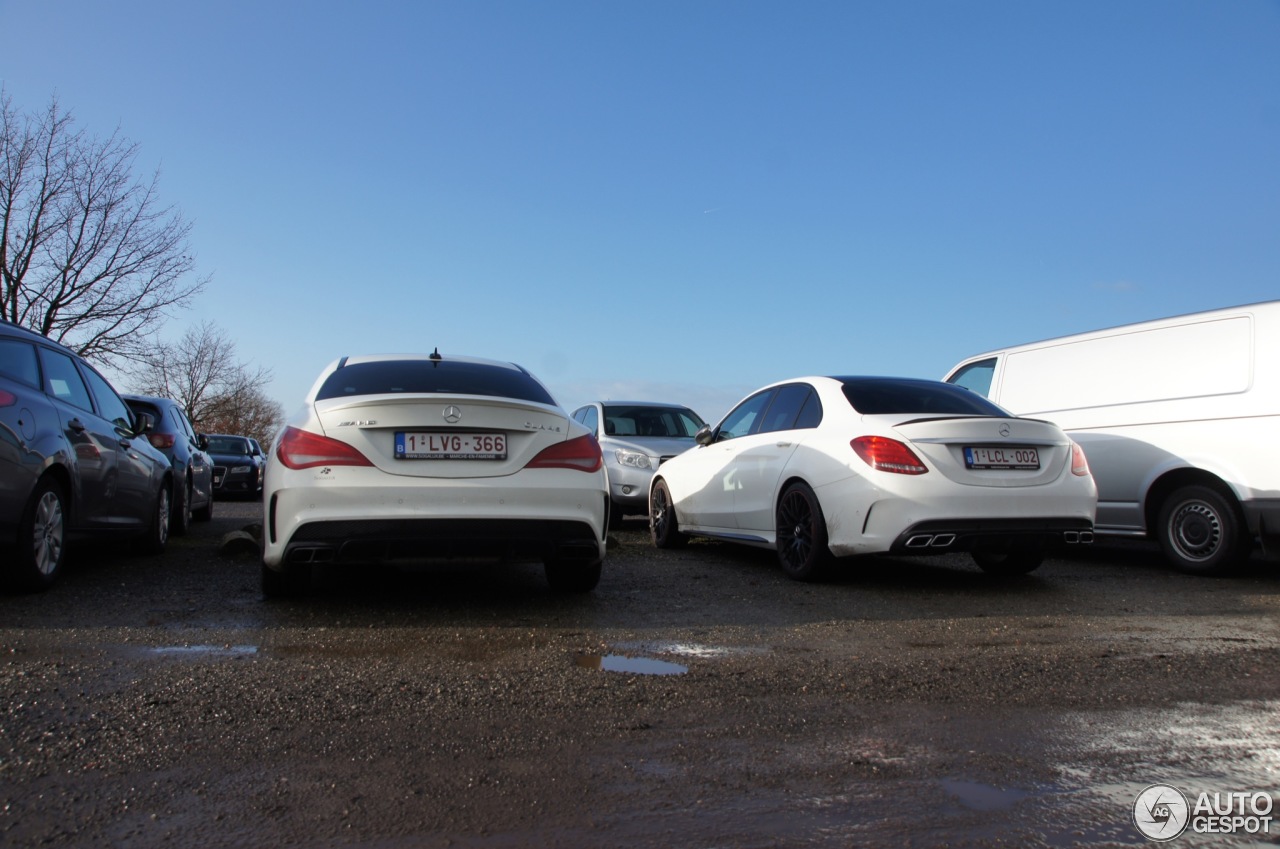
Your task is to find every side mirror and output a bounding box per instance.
[197,434,209,451]
[133,410,156,435]
[694,424,715,446]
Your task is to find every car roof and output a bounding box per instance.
[0,318,80,355]
[334,352,528,371]
[595,400,695,407]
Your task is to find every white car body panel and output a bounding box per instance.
[262,354,608,577]
[654,376,1096,561]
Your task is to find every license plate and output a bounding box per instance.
[964,446,1040,470]
[395,432,507,460]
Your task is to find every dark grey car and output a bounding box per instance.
[0,320,174,590]
[124,395,215,534]
[205,433,266,497]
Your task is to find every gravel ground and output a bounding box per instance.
[2,500,1278,848]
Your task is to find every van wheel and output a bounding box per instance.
[1157,485,1251,574]
[11,477,67,591]
[776,482,833,581]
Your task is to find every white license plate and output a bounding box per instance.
[395,432,507,460]
[964,446,1040,470]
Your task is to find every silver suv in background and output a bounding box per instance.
[571,401,705,523]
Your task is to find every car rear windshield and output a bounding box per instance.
[838,377,1008,416]
[207,436,250,454]
[317,360,556,405]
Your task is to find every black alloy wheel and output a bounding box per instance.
[650,479,687,549]
[775,482,832,581]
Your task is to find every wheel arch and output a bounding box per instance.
[37,463,75,527]
[1144,468,1244,537]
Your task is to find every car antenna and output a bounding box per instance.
[430,347,443,367]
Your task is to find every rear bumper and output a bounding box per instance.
[277,517,603,566]
[889,517,1094,555]
[262,477,608,569]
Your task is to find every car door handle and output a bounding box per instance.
[775,441,792,448]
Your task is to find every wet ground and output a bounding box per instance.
[2,501,1278,848]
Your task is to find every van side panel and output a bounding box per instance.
[1000,316,1252,418]
[944,301,1280,560]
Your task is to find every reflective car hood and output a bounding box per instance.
[601,435,697,458]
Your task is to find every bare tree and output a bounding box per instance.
[0,90,204,362]
[132,321,283,446]
[201,385,285,448]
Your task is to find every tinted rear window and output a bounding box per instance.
[316,360,556,405]
[838,377,1007,416]
[207,436,251,454]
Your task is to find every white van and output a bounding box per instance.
[944,301,1280,573]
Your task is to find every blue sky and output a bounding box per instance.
[3,1,1278,422]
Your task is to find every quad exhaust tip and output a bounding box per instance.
[905,534,956,549]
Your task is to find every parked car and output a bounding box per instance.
[944,300,1280,573]
[124,395,215,533]
[0,320,174,590]
[261,351,609,597]
[649,375,1096,580]
[571,400,705,523]
[205,433,266,497]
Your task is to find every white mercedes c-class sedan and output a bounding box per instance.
[261,352,608,596]
[649,376,1096,580]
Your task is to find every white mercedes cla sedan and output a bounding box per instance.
[261,352,609,596]
[649,376,1096,580]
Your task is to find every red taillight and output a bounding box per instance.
[276,426,373,469]
[148,433,176,450]
[851,436,929,475]
[1071,440,1090,477]
[0,389,16,407]
[524,434,603,472]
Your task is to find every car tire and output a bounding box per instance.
[171,481,192,537]
[136,483,172,555]
[10,476,68,592]
[262,562,312,598]
[1156,484,1251,574]
[544,558,602,593]
[971,538,1045,575]
[193,493,213,522]
[776,482,833,581]
[649,479,688,549]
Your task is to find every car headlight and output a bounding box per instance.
[231,465,251,473]
[614,449,652,470]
